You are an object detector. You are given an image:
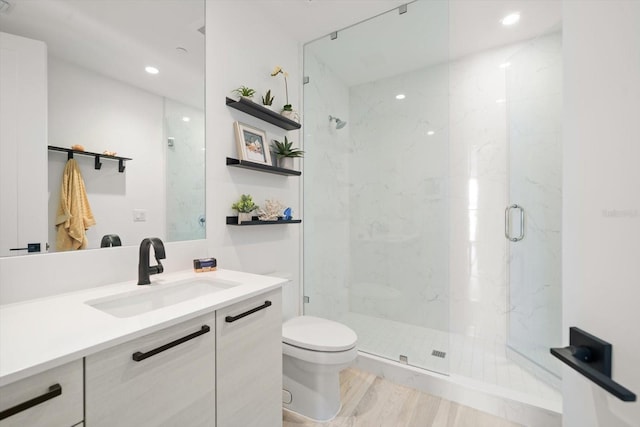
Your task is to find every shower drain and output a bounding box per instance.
[431,350,447,358]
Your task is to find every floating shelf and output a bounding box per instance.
[225,97,301,130]
[226,216,302,226]
[48,145,132,173]
[226,157,301,176]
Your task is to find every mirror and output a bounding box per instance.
[0,0,205,256]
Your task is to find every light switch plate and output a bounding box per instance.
[133,209,147,222]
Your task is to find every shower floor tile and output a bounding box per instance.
[338,311,561,406]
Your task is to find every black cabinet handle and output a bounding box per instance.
[132,325,210,362]
[0,383,62,420]
[551,327,636,402]
[225,300,272,323]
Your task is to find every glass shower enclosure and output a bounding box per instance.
[505,32,563,380]
[302,0,450,374]
[302,0,563,391]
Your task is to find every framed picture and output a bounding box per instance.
[234,121,272,166]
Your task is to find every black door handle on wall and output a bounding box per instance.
[551,327,636,402]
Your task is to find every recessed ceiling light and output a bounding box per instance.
[499,62,511,68]
[501,13,520,26]
[427,130,435,136]
[145,66,159,75]
[182,116,191,122]
[496,99,506,104]
[396,94,406,100]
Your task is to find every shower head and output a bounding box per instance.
[329,115,347,130]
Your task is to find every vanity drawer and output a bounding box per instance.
[216,288,282,427]
[85,312,216,426]
[0,360,83,427]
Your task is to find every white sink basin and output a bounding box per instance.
[86,278,239,318]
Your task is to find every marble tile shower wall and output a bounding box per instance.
[348,64,449,331]
[303,53,351,320]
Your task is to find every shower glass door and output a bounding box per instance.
[303,1,450,374]
[505,33,563,379]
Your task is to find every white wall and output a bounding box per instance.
[204,0,302,320]
[563,2,640,426]
[0,0,303,317]
[47,57,165,250]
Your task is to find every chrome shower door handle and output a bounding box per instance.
[505,204,525,242]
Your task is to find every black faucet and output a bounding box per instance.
[100,234,122,248]
[138,237,166,285]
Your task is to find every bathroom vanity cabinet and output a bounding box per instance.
[216,289,282,427]
[0,360,83,427]
[85,312,217,426]
[85,288,282,426]
[0,273,284,427]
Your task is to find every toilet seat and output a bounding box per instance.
[283,341,358,365]
[283,316,357,352]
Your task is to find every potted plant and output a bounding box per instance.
[271,66,299,122]
[233,86,256,101]
[261,89,275,111]
[281,103,299,123]
[272,136,304,170]
[231,194,258,224]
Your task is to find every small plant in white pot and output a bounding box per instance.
[271,65,299,122]
[232,86,256,101]
[280,103,299,122]
[262,89,275,111]
[231,194,258,224]
[272,136,304,170]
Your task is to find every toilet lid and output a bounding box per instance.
[283,316,357,352]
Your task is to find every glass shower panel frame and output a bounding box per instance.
[303,0,450,375]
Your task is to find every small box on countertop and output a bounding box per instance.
[193,257,217,272]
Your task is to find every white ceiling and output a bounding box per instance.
[0,0,205,108]
[296,0,562,86]
[249,0,409,44]
[0,0,562,97]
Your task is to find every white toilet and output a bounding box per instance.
[282,316,358,421]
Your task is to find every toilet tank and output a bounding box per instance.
[264,271,298,321]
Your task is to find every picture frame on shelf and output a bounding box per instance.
[234,121,272,166]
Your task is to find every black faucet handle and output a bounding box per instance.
[149,263,164,275]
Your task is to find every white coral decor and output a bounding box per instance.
[257,199,285,221]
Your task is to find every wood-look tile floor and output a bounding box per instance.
[283,368,522,427]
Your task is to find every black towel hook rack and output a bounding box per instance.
[48,145,131,173]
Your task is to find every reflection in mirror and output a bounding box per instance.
[0,0,205,256]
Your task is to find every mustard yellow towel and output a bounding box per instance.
[55,159,96,251]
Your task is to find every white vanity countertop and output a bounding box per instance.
[0,269,286,387]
